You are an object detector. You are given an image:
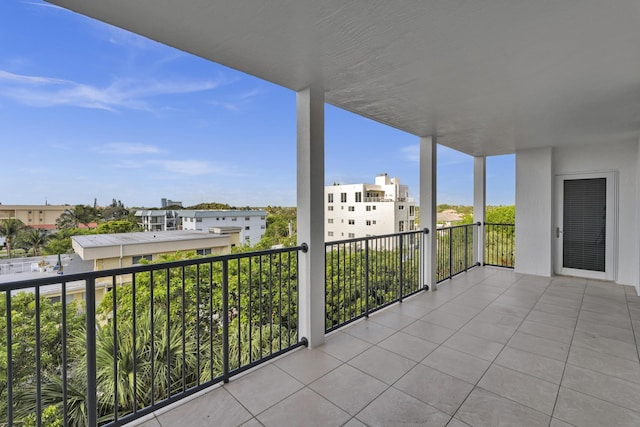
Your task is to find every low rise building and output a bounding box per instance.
[179,210,267,246]
[134,210,179,231]
[0,204,69,230]
[325,173,416,241]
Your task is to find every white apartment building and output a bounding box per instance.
[179,210,267,246]
[325,173,416,241]
[134,210,179,232]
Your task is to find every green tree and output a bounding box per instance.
[0,218,26,258]
[17,228,51,256]
[486,205,515,224]
[96,220,139,234]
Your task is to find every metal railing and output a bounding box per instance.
[485,223,515,268]
[325,229,428,332]
[1,245,307,426]
[436,223,479,283]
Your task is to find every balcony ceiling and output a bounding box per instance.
[47,0,640,156]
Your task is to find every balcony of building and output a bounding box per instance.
[132,267,640,427]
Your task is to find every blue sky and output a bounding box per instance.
[1,1,514,208]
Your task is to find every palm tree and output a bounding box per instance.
[56,208,80,230]
[18,228,51,257]
[0,218,26,258]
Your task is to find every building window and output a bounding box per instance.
[132,254,152,264]
[328,231,334,237]
[28,219,32,222]
[328,218,334,224]
[28,210,32,214]
[197,248,212,256]
[373,206,376,210]
[232,217,237,221]
[196,218,202,222]
[39,210,43,214]
[373,220,377,224]
[399,221,405,232]
[340,192,347,202]
[328,206,334,211]
[348,206,355,212]
[245,217,250,221]
[245,226,250,230]
[261,225,266,229]
[348,219,355,225]
[366,206,371,211]
[328,193,334,203]
[399,205,405,210]
[261,216,266,220]
[409,206,415,216]
[355,192,362,202]
[366,220,372,226]
[348,233,355,238]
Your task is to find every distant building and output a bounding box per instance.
[437,209,464,227]
[72,229,237,271]
[161,198,183,208]
[0,204,69,230]
[179,210,267,246]
[325,173,416,241]
[134,210,179,231]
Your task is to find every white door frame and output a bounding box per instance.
[554,171,618,281]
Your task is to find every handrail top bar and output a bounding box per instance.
[435,223,481,231]
[0,244,306,292]
[325,229,427,246]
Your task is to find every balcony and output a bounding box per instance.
[133,267,640,427]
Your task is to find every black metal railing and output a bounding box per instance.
[325,230,428,332]
[484,223,515,268]
[435,223,479,283]
[1,245,307,427]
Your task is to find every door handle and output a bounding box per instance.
[556,227,562,238]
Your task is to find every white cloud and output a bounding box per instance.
[401,144,420,162]
[209,86,264,112]
[151,160,219,176]
[0,69,221,112]
[97,143,162,155]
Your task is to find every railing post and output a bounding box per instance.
[86,278,97,427]
[448,227,453,280]
[399,234,404,302]
[464,225,469,272]
[6,292,12,426]
[364,238,369,317]
[222,259,230,383]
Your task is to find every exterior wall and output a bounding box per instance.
[515,147,554,276]
[180,211,267,246]
[325,175,416,241]
[0,205,67,228]
[553,141,638,286]
[515,141,639,288]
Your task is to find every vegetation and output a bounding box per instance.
[0,218,26,258]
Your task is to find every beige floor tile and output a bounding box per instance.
[525,310,576,330]
[421,309,470,330]
[318,331,371,362]
[309,364,387,415]
[225,364,303,415]
[456,388,550,427]
[394,364,473,415]
[517,319,574,344]
[507,331,569,362]
[356,387,450,427]
[561,364,640,412]
[369,309,419,330]
[478,365,558,414]
[348,345,416,384]
[577,309,632,330]
[459,319,517,344]
[422,346,490,384]
[156,387,252,427]
[343,319,397,344]
[443,331,504,362]
[402,319,456,344]
[567,345,640,384]
[273,347,342,384]
[257,388,350,427]
[575,317,635,343]
[495,346,565,384]
[554,387,640,427]
[572,330,638,362]
[378,331,438,361]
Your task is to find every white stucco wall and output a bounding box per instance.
[553,141,638,286]
[515,141,639,287]
[515,147,554,276]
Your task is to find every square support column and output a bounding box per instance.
[474,156,486,265]
[420,136,438,290]
[297,86,325,348]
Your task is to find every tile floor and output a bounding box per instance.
[129,267,640,427]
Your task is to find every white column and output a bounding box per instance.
[420,136,438,291]
[473,156,486,265]
[297,86,325,348]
